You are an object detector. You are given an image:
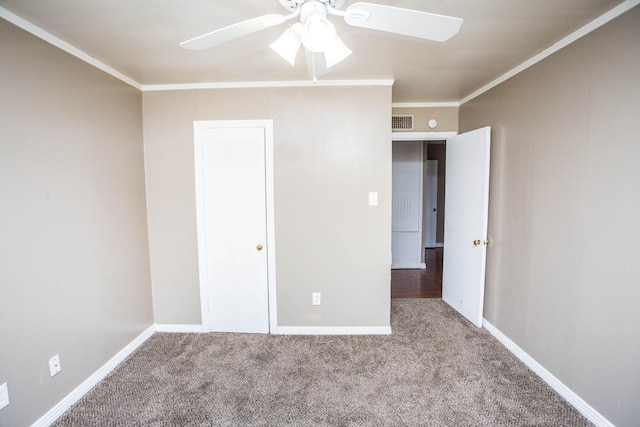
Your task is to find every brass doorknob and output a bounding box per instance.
[473,240,481,246]
[256,244,263,251]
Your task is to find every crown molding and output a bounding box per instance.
[141,79,395,92]
[392,102,460,108]
[0,6,141,90]
[4,0,637,103]
[459,0,640,105]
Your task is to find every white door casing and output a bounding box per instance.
[194,120,277,333]
[442,127,491,327]
[424,159,438,248]
[391,141,423,269]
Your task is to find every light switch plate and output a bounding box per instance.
[368,192,378,206]
[0,382,9,410]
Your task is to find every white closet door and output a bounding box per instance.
[392,142,423,269]
[200,126,269,333]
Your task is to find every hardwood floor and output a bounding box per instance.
[391,248,443,298]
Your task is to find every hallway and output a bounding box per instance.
[391,248,443,298]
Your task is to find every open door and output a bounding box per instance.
[442,127,490,327]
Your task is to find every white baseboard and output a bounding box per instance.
[155,324,206,333]
[275,326,392,335]
[482,319,614,427]
[32,325,155,427]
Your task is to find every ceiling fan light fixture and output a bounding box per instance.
[301,14,337,53]
[324,35,352,68]
[269,23,303,65]
[181,0,464,80]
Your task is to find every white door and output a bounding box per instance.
[424,160,438,248]
[442,127,491,327]
[391,142,423,269]
[195,122,273,333]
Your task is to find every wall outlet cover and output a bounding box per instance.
[49,354,62,377]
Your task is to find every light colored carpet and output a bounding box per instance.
[54,299,590,426]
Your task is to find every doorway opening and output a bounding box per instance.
[391,247,443,298]
[391,137,449,299]
[391,128,491,326]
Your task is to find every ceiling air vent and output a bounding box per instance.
[392,115,414,130]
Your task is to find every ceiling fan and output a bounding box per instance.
[180,0,463,81]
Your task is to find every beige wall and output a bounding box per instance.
[143,86,392,327]
[392,107,458,132]
[0,19,153,426]
[459,7,640,427]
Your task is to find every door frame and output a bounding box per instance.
[392,130,492,328]
[392,132,457,142]
[392,131,456,259]
[193,120,277,333]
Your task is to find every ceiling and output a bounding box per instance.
[0,0,628,102]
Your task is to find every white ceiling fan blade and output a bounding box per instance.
[181,14,286,50]
[344,2,463,42]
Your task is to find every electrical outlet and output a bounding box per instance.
[49,354,61,377]
[368,192,378,206]
[0,383,9,410]
[312,292,321,306]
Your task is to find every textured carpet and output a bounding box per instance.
[54,300,590,426]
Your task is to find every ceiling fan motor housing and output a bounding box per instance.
[278,0,346,12]
[300,1,327,23]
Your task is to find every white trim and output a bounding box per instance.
[142,79,395,92]
[263,123,279,333]
[417,143,425,268]
[483,319,614,427]
[155,324,207,333]
[193,131,210,332]
[392,131,456,141]
[392,102,460,108]
[459,0,640,105]
[436,243,444,248]
[276,326,392,335]
[419,263,427,269]
[0,6,141,90]
[193,120,277,334]
[31,325,155,427]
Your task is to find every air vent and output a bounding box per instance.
[392,115,414,130]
